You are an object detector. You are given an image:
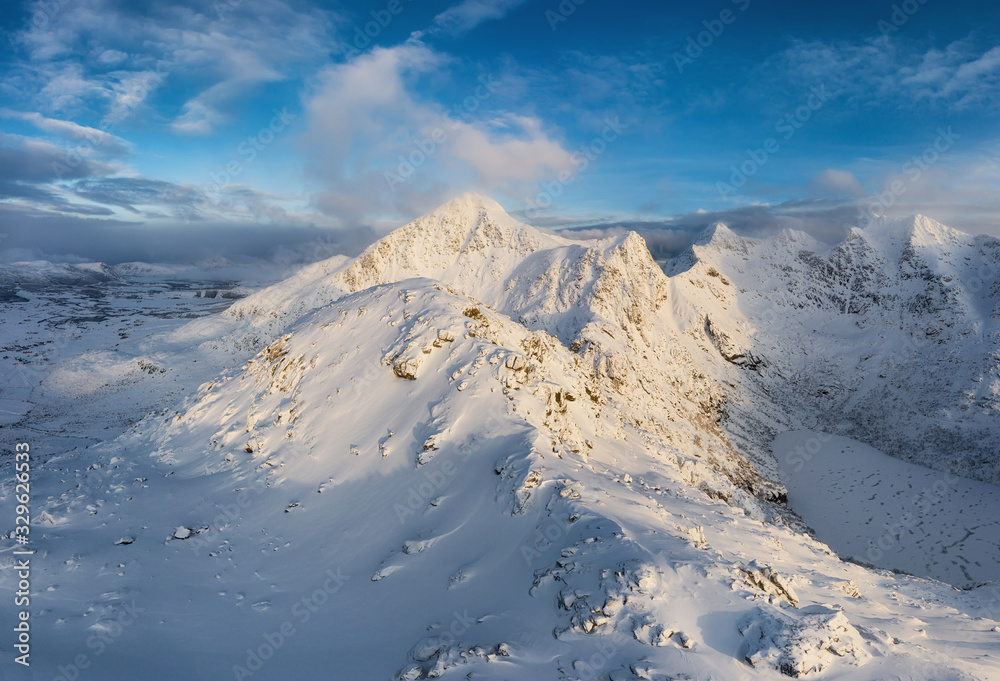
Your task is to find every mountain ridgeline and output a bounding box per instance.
[668,214,1000,486]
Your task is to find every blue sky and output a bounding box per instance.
[1,0,999,263]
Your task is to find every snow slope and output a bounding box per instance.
[2,195,999,680]
[774,430,1000,587]
[668,215,1000,486]
[0,274,257,432]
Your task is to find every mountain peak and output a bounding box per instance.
[405,192,559,251]
[856,213,954,238]
[404,192,536,247]
[436,191,509,219]
[853,214,970,259]
[335,194,566,294]
[908,214,966,244]
[691,223,752,256]
[699,222,741,245]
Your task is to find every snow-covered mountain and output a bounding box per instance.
[0,260,121,285]
[0,261,121,300]
[667,215,1000,486]
[3,195,999,680]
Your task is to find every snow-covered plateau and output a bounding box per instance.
[1,194,998,680]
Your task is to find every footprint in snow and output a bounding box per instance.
[448,568,471,589]
[402,537,438,554]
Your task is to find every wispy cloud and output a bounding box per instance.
[0,109,131,155]
[70,177,208,217]
[430,0,530,36]
[8,0,336,134]
[905,45,1000,109]
[764,37,1000,112]
[3,0,998,268]
[104,69,167,127]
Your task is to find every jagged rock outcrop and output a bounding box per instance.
[669,215,1000,486]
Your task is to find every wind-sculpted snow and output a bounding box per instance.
[4,196,1000,680]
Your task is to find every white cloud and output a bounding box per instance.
[430,0,530,35]
[301,42,574,227]
[771,38,1000,111]
[809,169,867,198]
[0,110,131,156]
[165,24,290,135]
[97,49,128,66]
[9,0,335,133]
[447,115,575,186]
[817,144,1000,237]
[937,46,1000,108]
[170,100,228,137]
[34,63,96,113]
[104,69,167,127]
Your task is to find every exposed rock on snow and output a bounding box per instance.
[741,605,871,677]
[739,560,800,606]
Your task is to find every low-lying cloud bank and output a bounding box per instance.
[0,209,377,268]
